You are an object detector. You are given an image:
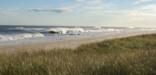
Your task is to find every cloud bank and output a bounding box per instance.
[29,7,73,13]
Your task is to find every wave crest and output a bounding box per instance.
[0,33,45,41]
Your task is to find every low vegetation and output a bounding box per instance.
[0,34,156,75]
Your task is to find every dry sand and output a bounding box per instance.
[0,30,156,53]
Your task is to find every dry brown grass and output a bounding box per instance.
[0,34,155,75]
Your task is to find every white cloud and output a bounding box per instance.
[141,5,156,12]
[128,11,156,16]
[76,0,84,2]
[76,0,104,2]
[128,4,156,16]
[74,0,106,13]
[0,8,19,16]
[135,0,152,4]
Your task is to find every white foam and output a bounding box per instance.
[9,27,46,32]
[48,28,84,35]
[0,33,45,41]
[84,28,122,32]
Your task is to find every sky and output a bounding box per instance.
[0,0,156,27]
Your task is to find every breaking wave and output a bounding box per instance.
[0,33,45,41]
[8,27,46,32]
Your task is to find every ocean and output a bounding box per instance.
[0,25,155,45]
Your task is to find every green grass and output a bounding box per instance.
[0,34,156,75]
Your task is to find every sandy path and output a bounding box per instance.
[0,30,156,53]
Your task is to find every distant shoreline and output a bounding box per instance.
[0,30,156,53]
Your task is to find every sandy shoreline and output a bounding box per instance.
[0,30,156,53]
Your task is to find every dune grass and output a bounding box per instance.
[0,34,156,75]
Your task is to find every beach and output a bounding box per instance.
[0,29,156,53]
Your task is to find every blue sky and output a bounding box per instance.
[0,0,156,27]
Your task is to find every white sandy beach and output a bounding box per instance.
[0,29,156,53]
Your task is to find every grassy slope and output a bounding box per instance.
[0,34,156,75]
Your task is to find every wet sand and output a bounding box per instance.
[0,30,156,53]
